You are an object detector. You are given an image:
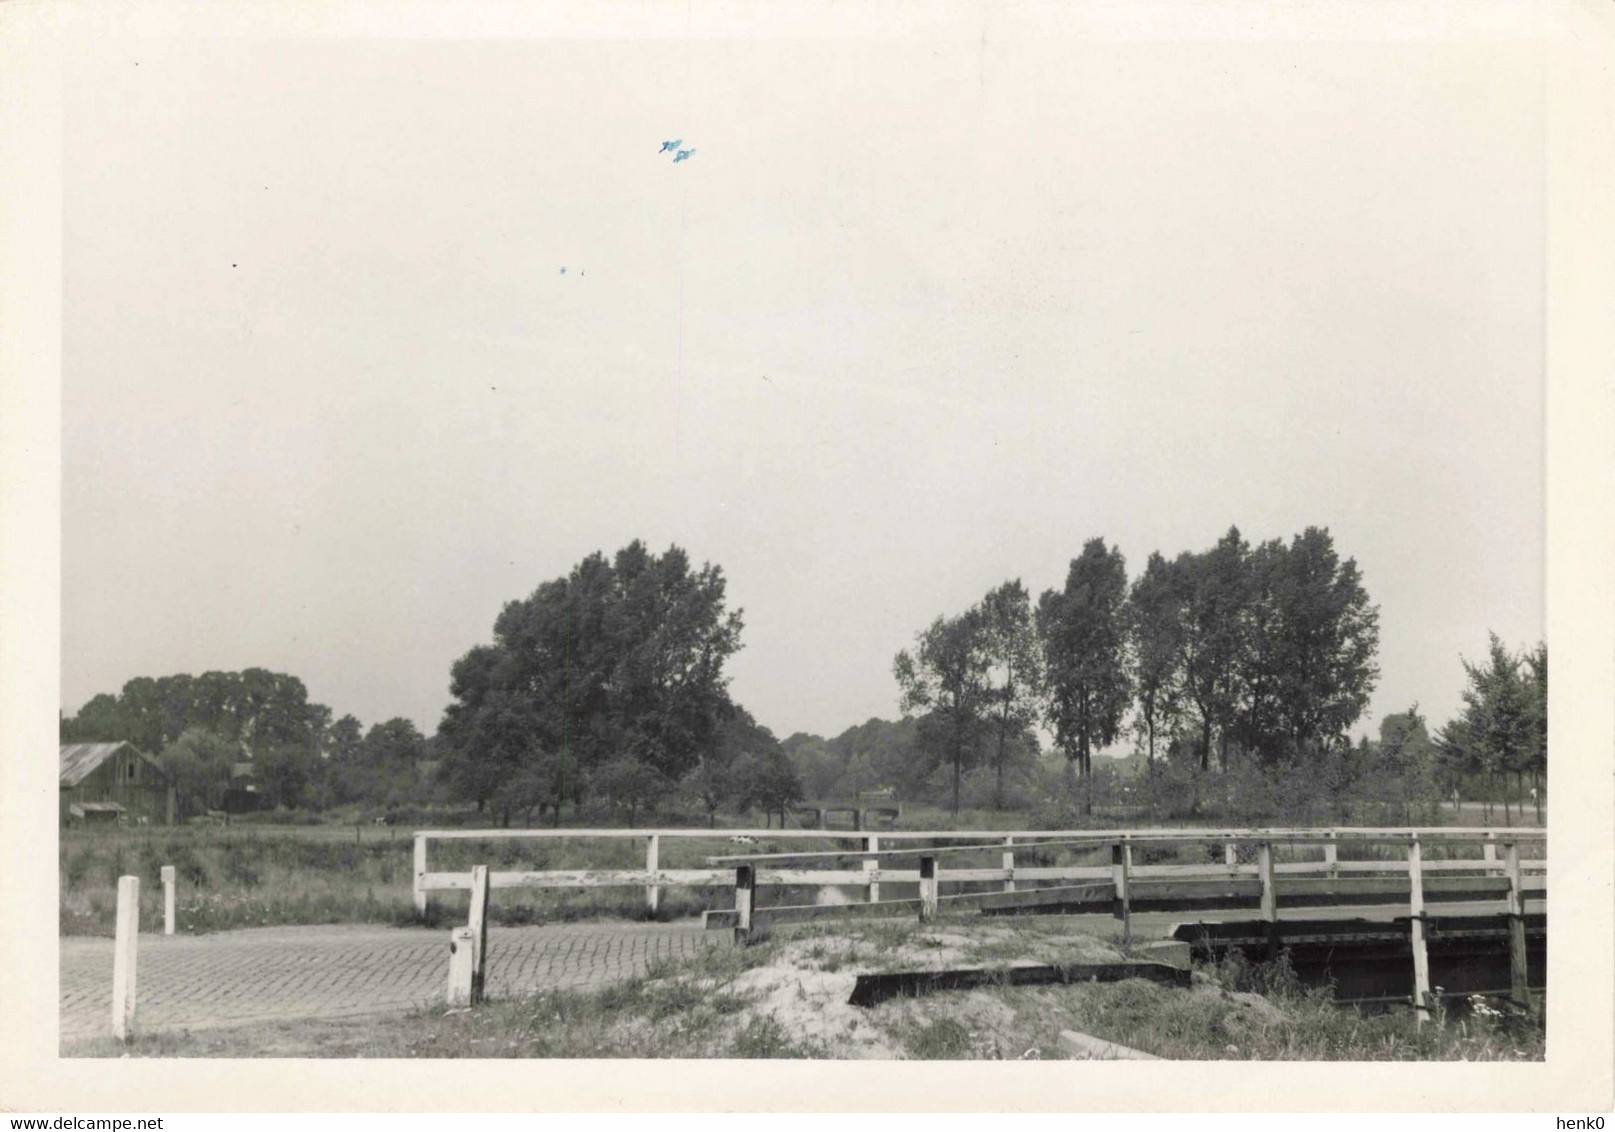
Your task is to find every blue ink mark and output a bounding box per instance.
[659,139,683,153]
[673,148,695,163]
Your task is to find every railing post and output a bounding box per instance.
[863,835,880,903]
[160,865,176,936]
[1002,836,1015,894]
[1324,831,1338,878]
[1503,841,1532,1010]
[1408,836,1430,1024]
[1224,841,1238,872]
[645,834,661,915]
[734,864,755,944]
[918,855,938,923]
[1483,831,1498,876]
[111,875,140,1041]
[1257,841,1278,957]
[413,833,428,915]
[467,864,490,1005]
[447,927,475,1007]
[1111,839,1132,948]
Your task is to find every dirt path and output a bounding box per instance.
[60,920,721,1048]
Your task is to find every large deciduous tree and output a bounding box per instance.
[1037,538,1132,797]
[1125,552,1183,766]
[1268,527,1380,754]
[438,541,745,817]
[894,609,991,815]
[978,580,1043,808]
[1437,634,1542,823]
[1173,527,1251,771]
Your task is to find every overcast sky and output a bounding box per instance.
[61,32,1544,746]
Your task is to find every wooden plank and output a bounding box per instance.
[160,865,175,936]
[418,825,1541,843]
[1409,837,1431,1023]
[419,863,1541,896]
[973,882,1117,912]
[467,864,489,1005]
[111,875,139,1042]
[1002,836,1015,894]
[1058,1030,1160,1061]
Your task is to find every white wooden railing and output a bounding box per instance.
[412,825,1546,914]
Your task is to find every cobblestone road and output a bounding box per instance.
[60,921,722,1045]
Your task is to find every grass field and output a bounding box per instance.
[71,917,1544,1060]
[59,805,1544,936]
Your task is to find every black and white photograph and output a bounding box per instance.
[2,0,1612,1117]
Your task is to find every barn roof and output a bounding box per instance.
[59,742,169,787]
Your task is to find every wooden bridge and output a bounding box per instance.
[413,824,1544,1014]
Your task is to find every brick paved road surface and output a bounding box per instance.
[60,921,721,1045]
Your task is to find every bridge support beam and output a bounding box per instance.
[1504,841,1533,1011]
[1111,840,1132,948]
[734,864,755,944]
[1408,837,1431,1023]
[863,836,880,903]
[918,856,938,923]
[1257,841,1278,957]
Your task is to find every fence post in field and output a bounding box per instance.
[111,875,139,1041]
[1002,836,1015,894]
[446,927,475,1008]
[645,835,661,915]
[413,833,429,915]
[1324,831,1339,877]
[864,835,880,903]
[1111,840,1132,948]
[160,865,176,936]
[1257,841,1278,957]
[1503,841,1532,1009]
[1408,836,1431,1023]
[918,855,938,923]
[467,864,490,1005]
[734,864,755,944]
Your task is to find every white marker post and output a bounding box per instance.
[111,875,140,1041]
[446,927,475,1007]
[160,865,176,936]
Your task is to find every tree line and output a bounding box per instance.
[59,668,438,814]
[61,529,1543,828]
[892,524,1544,820]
